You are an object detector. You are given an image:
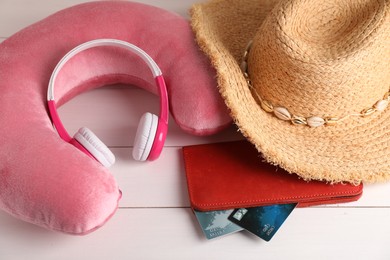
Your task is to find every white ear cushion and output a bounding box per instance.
[74,127,116,168]
[133,113,158,161]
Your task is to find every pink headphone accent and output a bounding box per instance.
[47,39,169,167]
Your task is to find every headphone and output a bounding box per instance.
[47,39,169,167]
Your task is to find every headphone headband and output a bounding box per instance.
[47,39,163,101]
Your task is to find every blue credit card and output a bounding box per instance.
[194,209,243,239]
[228,203,297,241]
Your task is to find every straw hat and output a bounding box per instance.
[190,0,390,184]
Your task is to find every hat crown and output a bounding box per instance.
[248,0,390,120]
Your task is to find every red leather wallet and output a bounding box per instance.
[182,141,363,211]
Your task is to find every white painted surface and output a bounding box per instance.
[1,1,390,259]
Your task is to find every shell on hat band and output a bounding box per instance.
[242,41,390,128]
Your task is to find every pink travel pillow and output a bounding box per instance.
[0,1,230,235]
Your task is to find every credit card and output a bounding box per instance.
[194,209,243,239]
[228,203,297,241]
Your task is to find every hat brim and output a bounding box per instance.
[190,0,390,183]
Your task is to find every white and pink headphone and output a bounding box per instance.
[47,39,169,167]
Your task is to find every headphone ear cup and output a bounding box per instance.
[133,112,158,161]
[74,127,116,167]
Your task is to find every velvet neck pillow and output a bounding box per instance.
[0,1,230,235]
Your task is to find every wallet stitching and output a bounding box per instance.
[193,189,363,208]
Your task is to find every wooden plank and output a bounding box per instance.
[0,0,197,38]
[113,147,191,208]
[0,208,389,260]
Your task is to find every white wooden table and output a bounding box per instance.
[1,1,390,259]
